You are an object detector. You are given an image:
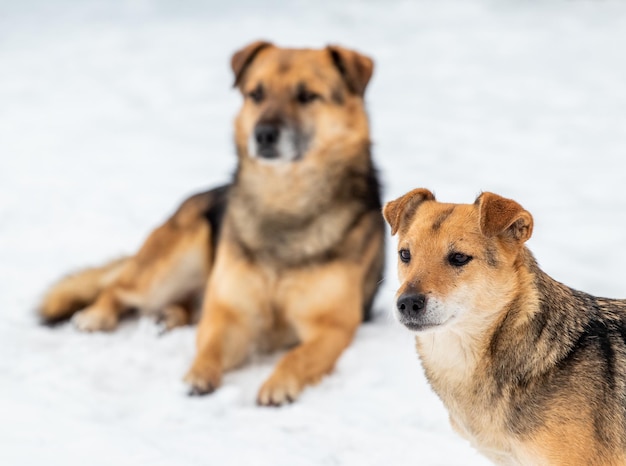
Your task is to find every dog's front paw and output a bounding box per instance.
[72,308,118,332]
[184,363,222,396]
[257,370,302,406]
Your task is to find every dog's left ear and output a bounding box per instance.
[231,40,273,88]
[477,192,533,243]
[327,45,374,96]
[383,188,436,235]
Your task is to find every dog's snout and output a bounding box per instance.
[255,124,280,146]
[397,293,427,317]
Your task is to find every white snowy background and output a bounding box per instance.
[2,1,626,465]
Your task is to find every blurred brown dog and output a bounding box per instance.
[39,41,385,406]
[384,189,626,465]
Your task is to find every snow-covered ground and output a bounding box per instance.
[2,1,626,464]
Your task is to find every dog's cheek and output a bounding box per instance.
[293,129,312,158]
[297,111,322,141]
[234,122,248,157]
[342,98,368,129]
[312,107,348,142]
[234,109,258,155]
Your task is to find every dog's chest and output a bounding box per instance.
[417,333,524,463]
[447,397,536,465]
[229,200,358,266]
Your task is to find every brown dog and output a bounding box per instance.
[38,41,385,406]
[383,189,626,465]
[183,41,385,405]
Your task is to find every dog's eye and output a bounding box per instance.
[247,85,265,104]
[296,89,320,104]
[399,249,411,264]
[448,252,473,267]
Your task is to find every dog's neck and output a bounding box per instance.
[232,141,378,208]
[415,299,506,391]
[224,145,380,266]
[487,249,606,385]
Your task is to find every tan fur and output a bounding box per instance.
[38,257,128,323]
[38,189,222,331]
[184,42,384,405]
[39,42,385,406]
[384,189,626,465]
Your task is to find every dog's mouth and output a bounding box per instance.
[400,320,438,332]
[247,125,309,163]
[256,146,281,160]
[396,313,456,333]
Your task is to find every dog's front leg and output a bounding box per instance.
[257,323,356,406]
[257,267,362,406]
[184,298,255,396]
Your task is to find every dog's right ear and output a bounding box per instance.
[231,40,273,88]
[327,45,374,96]
[383,188,436,235]
[477,192,534,243]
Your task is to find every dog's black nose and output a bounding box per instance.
[255,124,280,146]
[396,293,427,318]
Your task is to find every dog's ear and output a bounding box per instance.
[477,192,533,243]
[327,45,374,96]
[383,188,436,235]
[231,40,273,88]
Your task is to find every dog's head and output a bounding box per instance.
[383,189,534,332]
[230,41,373,164]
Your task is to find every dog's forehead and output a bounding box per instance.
[404,201,479,242]
[248,47,337,83]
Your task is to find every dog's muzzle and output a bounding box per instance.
[395,292,459,332]
[395,292,433,331]
[248,122,302,163]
